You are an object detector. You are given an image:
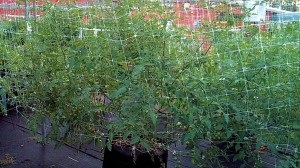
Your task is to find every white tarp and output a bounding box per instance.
[244,0,266,22]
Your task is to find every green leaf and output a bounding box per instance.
[183,131,196,142]
[140,140,151,151]
[107,141,112,151]
[215,124,224,131]
[110,85,127,99]
[229,103,240,113]
[212,101,220,107]
[203,118,211,130]
[86,61,93,73]
[131,136,140,145]
[132,65,144,76]
[226,130,233,139]
[123,131,131,140]
[149,111,157,125]
[224,114,229,123]
[233,154,239,162]
[235,143,241,151]
[255,142,263,150]
[290,161,297,168]
[216,109,223,113]
[292,123,300,130]
[236,112,242,121]
[266,143,278,154]
[107,131,114,151]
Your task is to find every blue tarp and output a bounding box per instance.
[270,13,300,22]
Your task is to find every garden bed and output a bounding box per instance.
[0,111,286,168]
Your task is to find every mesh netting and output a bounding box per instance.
[1,0,300,167]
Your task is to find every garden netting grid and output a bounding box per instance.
[1,0,300,167]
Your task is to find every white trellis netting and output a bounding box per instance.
[1,0,300,167]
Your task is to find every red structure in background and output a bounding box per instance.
[0,8,24,16]
[172,3,216,28]
[170,3,217,52]
[0,1,219,25]
[0,0,93,5]
[0,0,17,4]
[0,1,249,52]
[0,1,217,52]
[0,0,94,19]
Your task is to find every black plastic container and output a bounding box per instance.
[102,144,168,168]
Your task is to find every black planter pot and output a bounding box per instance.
[213,135,256,154]
[102,144,168,168]
[214,154,255,168]
[210,136,257,168]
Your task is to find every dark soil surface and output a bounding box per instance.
[0,111,280,168]
[0,112,103,168]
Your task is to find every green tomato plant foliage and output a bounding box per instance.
[178,19,300,167]
[4,6,111,146]
[102,0,195,152]
[0,19,27,115]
